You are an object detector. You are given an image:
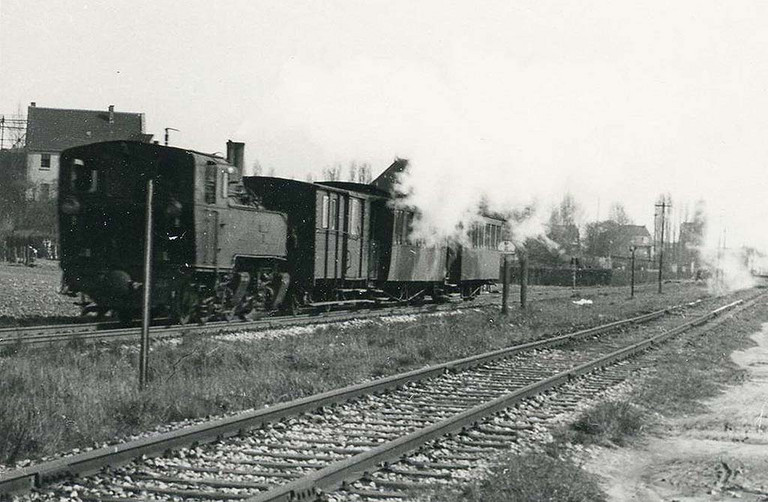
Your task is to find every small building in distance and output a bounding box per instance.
[25,102,147,200]
[587,223,652,269]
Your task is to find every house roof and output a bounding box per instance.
[606,224,652,247]
[25,105,144,152]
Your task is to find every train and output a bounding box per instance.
[58,140,504,322]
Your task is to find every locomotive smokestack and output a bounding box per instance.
[226,140,245,171]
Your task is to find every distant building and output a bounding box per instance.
[24,102,147,200]
[548,224,581,258]
[588,223,652,268]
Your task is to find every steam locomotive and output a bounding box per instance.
[58,141,503,322]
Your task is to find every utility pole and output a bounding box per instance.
[629,246,636,298]
[501,254,510,316]
[520,252,529,309]
[139,177,155,391]
[655,200,670,293]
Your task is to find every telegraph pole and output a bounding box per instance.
[655,201,670,293]
[520,251,529,309]
[139,177,155,391]
[629,246,636,298]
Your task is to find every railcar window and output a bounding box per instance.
[204,164,217,204]
[350,198,361,236]
[477,224,485,249]
[330,197,338,230]
[321,195,330,228]
[394,210,404,244]
[405,211,414,244]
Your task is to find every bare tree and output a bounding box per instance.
[252,159,263,176]
[358,162,372,183]
[608,202,632,225]
[322,163,342,181]
[549,192,582,227]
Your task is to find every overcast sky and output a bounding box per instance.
[2,1,767,251]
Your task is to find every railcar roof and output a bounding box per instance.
[61,140,229,164]
[247,176,387,199]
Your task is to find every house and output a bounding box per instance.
[24,102,147,200]
[587,223,652,268]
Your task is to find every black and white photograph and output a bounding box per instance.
[1,1,768,500]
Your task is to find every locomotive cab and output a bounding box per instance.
[59,141,196,316]
[59,141,288,321]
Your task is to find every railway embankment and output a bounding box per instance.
[428,289,768,502]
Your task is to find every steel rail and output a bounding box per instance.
[245,297,752,502]
[0,298,501,347]
[0,281,688,347]
[0,301,684,496]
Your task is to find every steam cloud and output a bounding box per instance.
[244,40,768,256]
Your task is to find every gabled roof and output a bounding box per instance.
[606,224,652,247]
[26,105,144,152]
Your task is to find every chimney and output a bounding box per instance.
[226,140,245,172]
[108,105,115,124]
[30,102,36,107]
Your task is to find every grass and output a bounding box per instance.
[430,452,606,502]
[560,300,768,451]
[567,400,645,446]
[0,282,712,465]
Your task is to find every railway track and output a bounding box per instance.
[0,297,497,347]
[3,292,756,501]
[0,282,689,347]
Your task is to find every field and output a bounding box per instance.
[0,274,713,468]
[0,260,80,324]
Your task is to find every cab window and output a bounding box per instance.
[70,159,98,193]
[204,163,217,204]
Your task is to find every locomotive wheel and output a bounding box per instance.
[172,286,200,325]
[115,308,138,325]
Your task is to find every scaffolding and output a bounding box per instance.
[0,114,27,150]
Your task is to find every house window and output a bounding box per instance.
[39,183,50,201]
[40,153,51,170]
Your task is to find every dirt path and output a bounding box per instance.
[586,322,768,501]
